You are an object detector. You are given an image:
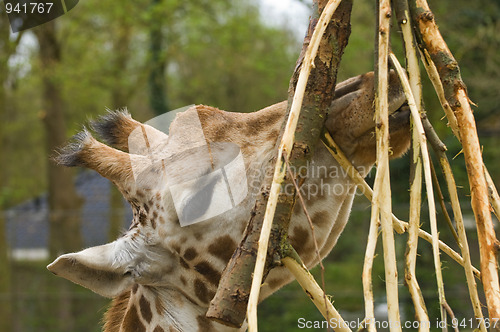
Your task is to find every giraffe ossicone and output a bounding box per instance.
[48,71,411,332]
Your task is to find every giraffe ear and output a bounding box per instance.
[47,241,136,298]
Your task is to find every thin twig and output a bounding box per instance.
[485,169,500,222]
[429,160,460,244]
[362,201,380,332]
[442,301,459,332]
[390,52,449,331]
[422,118,487,331]
[321,132,481,279]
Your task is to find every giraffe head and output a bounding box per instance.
[326,70,410,168]
[47,71,410,330]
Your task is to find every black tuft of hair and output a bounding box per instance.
[90,108,131,147]
[53,128,93,167]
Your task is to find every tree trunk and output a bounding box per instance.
[34,20,83,332]
[0,17,24,332]
[35,21,83,257]
[0,209,11,332]
[149,0,169,115]
[110,19,132,110]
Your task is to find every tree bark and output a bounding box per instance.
[410,0,500,326]
[149,0,169,115]
[34,20,83,332]
[206,0,353,327]
[0,18,25,332]
[35,21,83,258]
[110,21,132,110]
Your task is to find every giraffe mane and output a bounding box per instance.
[103,289,131,332]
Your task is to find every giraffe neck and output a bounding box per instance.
[104,284,245,332]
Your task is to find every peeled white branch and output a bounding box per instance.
[394,3,429,327]
[321,133,481,278]
[390,52,450,329]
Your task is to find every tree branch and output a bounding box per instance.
[409,0,500,323]
[374,1,402,329]
[206,0,353,327]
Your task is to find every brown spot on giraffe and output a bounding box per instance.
[208,235,237,262]
[193,231,203,241]
[138,211,147,226]
[196,315,216,332]
[193,279,214,304]
[290,226,310,257]
[243,106,283,136]
[183,247,198,261]
[194,261,221,286]
[155,297,164,315]
[122,304,146,332]
[139,294,153,323]
[153,326,165,332]
[312,210,330,228]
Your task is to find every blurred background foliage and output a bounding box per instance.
[0,0,499,330]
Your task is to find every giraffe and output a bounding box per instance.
[47,71,411,332]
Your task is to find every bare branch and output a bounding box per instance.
[410,0,500,321]
[390,52,449,328]
[392,1,430,326]
[321,132,481,278]
[374,1,402,329]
